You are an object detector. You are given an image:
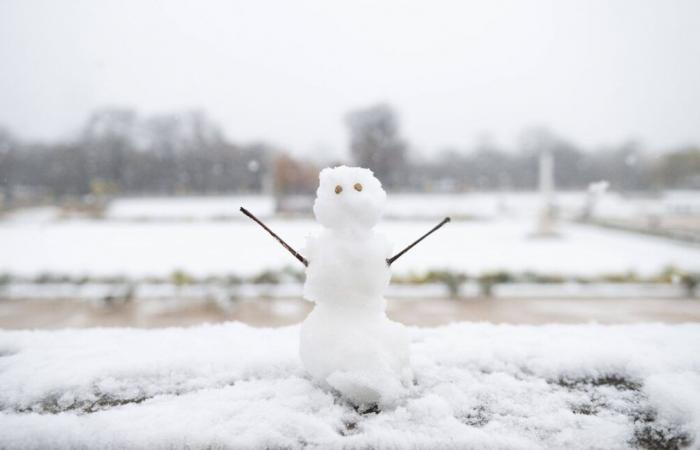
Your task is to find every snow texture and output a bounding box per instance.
[1,322,699,449]
[301,166,410,406]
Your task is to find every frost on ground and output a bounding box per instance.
[1,323,699,449]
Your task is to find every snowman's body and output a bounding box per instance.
[299,166,411,406]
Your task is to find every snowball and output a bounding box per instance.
[313,166,386,231]
[303,230,391,308]
[300,303,411,407]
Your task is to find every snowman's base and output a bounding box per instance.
[1,322,698,449]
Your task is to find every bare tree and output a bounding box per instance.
[345,104,407,189]
[0,127,16,208]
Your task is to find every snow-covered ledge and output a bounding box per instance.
[1,323,698,449]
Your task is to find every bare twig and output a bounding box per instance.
[387,217,451,266]
[240,207,308,267]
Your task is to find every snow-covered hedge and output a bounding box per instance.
[1,323,698,449]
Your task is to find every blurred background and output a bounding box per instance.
[1,0,699,328]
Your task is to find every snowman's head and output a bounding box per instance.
[313,166,386,231]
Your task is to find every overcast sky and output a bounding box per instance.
[1,0,699,158]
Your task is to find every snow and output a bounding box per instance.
[100,191,700,222]
[301,305,411,407]
[106,195,275,221]
[304,232,391,308]
[1,322,699,449]
[0,206,61,224]
[0,217,697,279]
[2,191,697,281]
[312,166,387,230]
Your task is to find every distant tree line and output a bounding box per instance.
[348,105,700,192]
[0,105,698,208]
[0,109,272,205]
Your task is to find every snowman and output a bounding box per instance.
[241,166,449,408]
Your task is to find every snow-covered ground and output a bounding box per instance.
[385,191,700,221]
[106,195,275,221]
[6,191,696,223]
[99,191,700,221]
[1,323,698,449]
[1,217,698,278]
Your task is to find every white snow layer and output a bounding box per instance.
[1,219,699,278]
[1,323,699,449]
[101,192,700,222]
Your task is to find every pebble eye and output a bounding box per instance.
[354,183,363,192]
[335,185,343,194]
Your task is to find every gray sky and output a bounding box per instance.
[1,0,699,157]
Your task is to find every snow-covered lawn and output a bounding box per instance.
[1,323,698,449]
[106,195,276,221]
[1,217,698,278]
[101,192,700,221]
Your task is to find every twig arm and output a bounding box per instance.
[387,217,451,266]
[240,207,308,267]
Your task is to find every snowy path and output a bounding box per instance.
[1,323,699,449]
